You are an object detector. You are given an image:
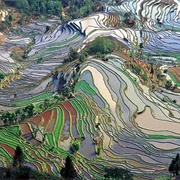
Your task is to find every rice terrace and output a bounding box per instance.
[0,0,180,179]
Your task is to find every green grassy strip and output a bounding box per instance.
[75,80,97,95]
[77,120,85,137]
[13,92,53,106]
[70,99,84,119]
[84,118,94,136]
[42,145,68,158]
[55,147,69,157]
[87,29,96,36]
[74,99,88,117]
[48,33,79,48]
[0,130,20,145]
[148,134,180,139]
[54,107,64,144]
[76,97,89,116]
[144,51,180,60]
[120,68,138,88]
[154,24,180,31]
[0,147,12,162]
[31,48,47,59]
[167,71,180,87]
[76,96,96,119]
[7,126,20,136]
[47,133,55,147]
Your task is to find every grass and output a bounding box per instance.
[147,134,180,139]
[75,80,97,95]
[48,33,80,48]
[0,147,12,162]
[47,134,56,147]
[31,33,80,55]
[70,99,84,119]
[154,24,180,31]
[12,92,54,106]
[7,126,20,136]
[77,120,85,138]
[167,71,180,87]
[31,49,47,59]
[145,51,180,61]
[54,107,64,145]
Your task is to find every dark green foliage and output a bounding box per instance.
[64,48,79,63]
[150,64,154,74]
[139,42,144,49]
[104,167,133,180]
[15,0,29,13]
[39,99,52,111]
[8,14,13,22]
[70,141,80,153]
[163,69,168,73]
[79,53,85,62]
[62,86,71,97]
[88,36,117,55]
[60,155,78,179]
[141,72,148,82]
[23,103,35,118]
[13,146,24,168]
[169,153,180,177]
[165,80,173,90]
[1,166,60,179]
[0,72,5,80]
[1,104,34,125]
[4,0,99,20]
[1,111,17,125]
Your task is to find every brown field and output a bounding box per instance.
[46,109,57,132]
[0,33,6,45]
[0,144,15,156]
[169,66,180,82]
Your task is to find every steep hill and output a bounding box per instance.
[0,0,179,179]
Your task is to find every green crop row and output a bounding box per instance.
[13,92,53,106]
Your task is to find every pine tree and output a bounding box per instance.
[60,155,78,179]
[13,146,24,168]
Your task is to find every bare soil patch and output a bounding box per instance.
[169,66,180,82]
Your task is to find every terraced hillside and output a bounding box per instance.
[0,55,179,179]
[0,0,180,179]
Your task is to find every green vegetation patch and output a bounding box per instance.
[167,71,180,87]
[47,134,55,147]
[148,134,180,139]
[54,107,64,144]
[48,33,79,48]
[77,120,85,138]
[0,147,12,162]
[6,126,20,136]
[13,92,53,106]
[0,72,6,80]
[75,80,97,95]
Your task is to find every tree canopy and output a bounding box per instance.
[0,72,5,80]
[87,36,119,56]
[169,153,180,177]
[104,167,133,180]
[4,0,100,20]
[60,155,78,179]
[13,146,24,168]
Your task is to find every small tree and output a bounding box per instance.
[60,155,78,179]
[70,141,80,154]
[165,80,173,90]
[104,167,133,180]
[62,86,71,97]
[8,14,13,22]
[169,153,180,177]
[13,146,24,168]
[79,53,85,63]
